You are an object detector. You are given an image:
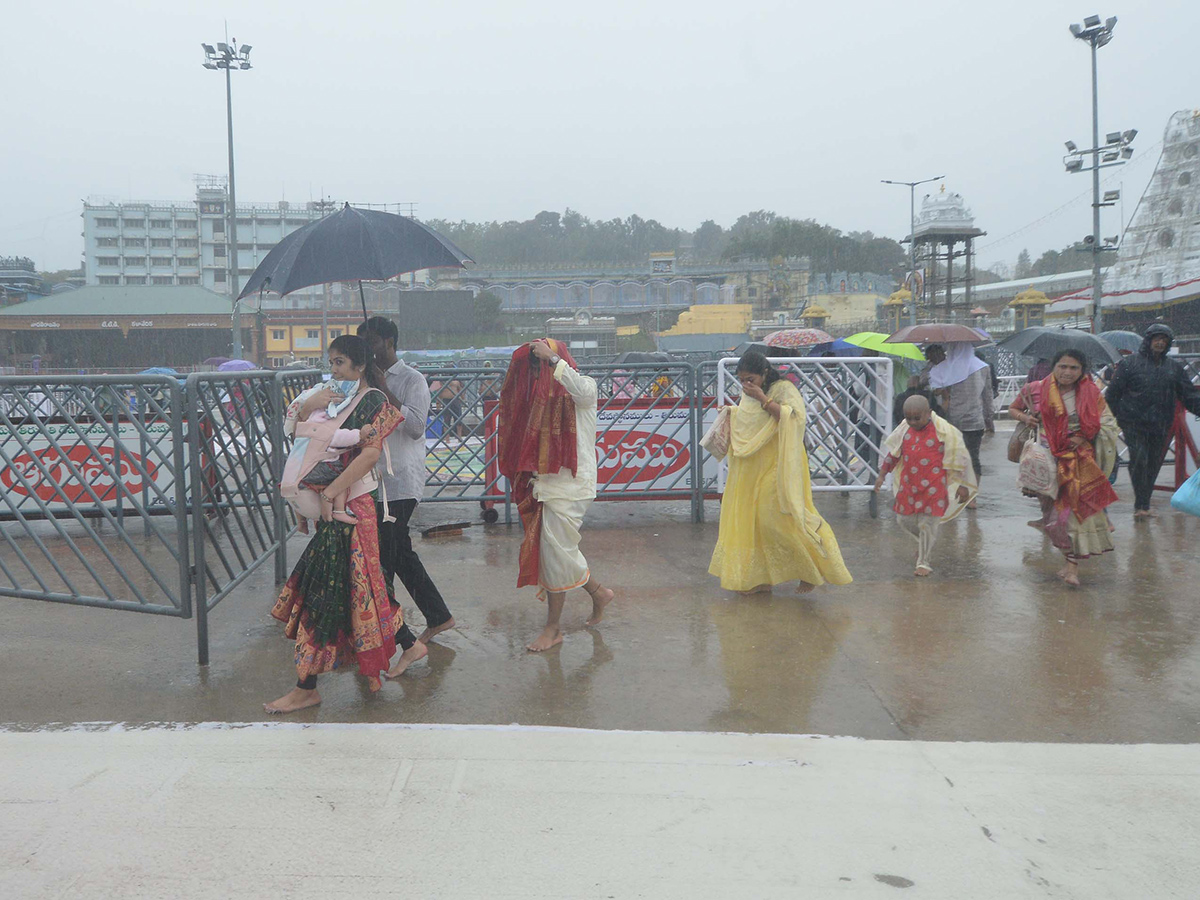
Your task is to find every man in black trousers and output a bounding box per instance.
[1106,323,1200,519]
[358,317,456,677]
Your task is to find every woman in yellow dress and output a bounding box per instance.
[709,350,853,594]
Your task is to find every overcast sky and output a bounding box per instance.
[2,0,1194,273]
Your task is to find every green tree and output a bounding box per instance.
[1015,249,1033,279]
[473,290,504,330]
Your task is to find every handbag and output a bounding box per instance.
[700,406,732,461]
[1016,427,1058,498]
[1007,385,1035,464]
[1170,467,1200,518]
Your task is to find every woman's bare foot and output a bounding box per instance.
[914,566,932,577]
[1134,509,1157,520]
[1058,563,1080,586]
[585,587,614,625]
[526,625,563,652]
[966,499,978,510]
[384,640,428,679]
[794,582,816,594]
[1027,518,1044,530]
[263,687,321,714]
[367,675,381,692]
[418,617,456,644]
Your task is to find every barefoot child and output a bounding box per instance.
[873,395,977,577]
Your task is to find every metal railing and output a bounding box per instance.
[0,371,318,664]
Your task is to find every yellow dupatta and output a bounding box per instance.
[882,412,978,522]
[729,379,829,555]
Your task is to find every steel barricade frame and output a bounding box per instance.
[186,371,294,664]
[583,362,701,521]
[0,375,191,616]
[715,356,894,515]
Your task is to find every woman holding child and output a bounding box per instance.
[1008,349,1118,586]
[264,335,405,713]
[709,350,853,594]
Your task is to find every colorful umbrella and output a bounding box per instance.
[764,327,833,349]
[217,359,257,372]
[886,323,987,345]
[843,331,925,361]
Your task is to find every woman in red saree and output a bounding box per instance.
[265,335,404,713]
[1009,349,1118,586]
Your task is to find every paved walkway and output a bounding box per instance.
[3,724,1198,899]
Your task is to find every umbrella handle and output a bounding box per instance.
[359,281,369,325]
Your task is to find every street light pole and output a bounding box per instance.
[882,175,944,326]
[203,39,253,358]
[1065,15,1129,335]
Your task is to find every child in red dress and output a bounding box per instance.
[874,395,977,576]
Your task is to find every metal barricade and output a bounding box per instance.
[0,375,190,615]
[715,356,894,516]
[185,371,298,663]
[585,362,701,521]
[996,375,1024,416]
[420,367,509,521]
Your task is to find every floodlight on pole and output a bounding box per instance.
[881,174,944,326]
[1065,11,1129,334]
[201,36,254,360]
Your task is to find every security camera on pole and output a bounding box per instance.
[1063,15,1134,335]
[202,38,253,359]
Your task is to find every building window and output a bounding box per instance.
[177,238,197,248]
[270,357,284,368]
[149,219,172,229]
[257,243,277,251]
[124,256,146,267]
[214,270,227,283]
[238,268,254,276]
[271,329,286,341]
[99,276,120,284]
[95,217,118,228]
[748,287,757,297]
[306,329,320,339]
[236,218,253,227]
[122,218,145,228]
[213,221,226,234]
[151,257,173,267]
[329,329,342,339]
[177,219,197,229]
[285,218,309,227]
[178,257,199,267]
[179,276,200,285]
[125,276,147,285]
[97,256,119,266]
[152,276,174,285]
[123,237,145,247]
[97,237,120,247]
[214,245,227,258]
[151,238,173,248]
[237,243,253,251]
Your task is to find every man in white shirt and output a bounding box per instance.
[358,317,455,677]
[521,339,614,651]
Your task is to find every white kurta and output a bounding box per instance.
[532,360,598,592]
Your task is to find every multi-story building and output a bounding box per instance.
[82,177,335,294]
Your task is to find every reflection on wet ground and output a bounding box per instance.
[3,432,1199,742]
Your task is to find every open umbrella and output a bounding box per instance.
[764,327,833,349]
[730,341,772,357]
[998,327,1119,367]
[616,351,674,365]
[843,331,925,361]
[886,323,987,345]
[238,203,473,321]
[202,356,231,367]
[1099,330,1143,353]
[217,359,257,372]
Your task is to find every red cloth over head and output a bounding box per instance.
[497,340,580,590]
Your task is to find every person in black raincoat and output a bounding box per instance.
[1104,324,1200,518]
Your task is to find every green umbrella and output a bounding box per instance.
[844,331,925,361]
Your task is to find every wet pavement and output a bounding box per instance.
[3,427,1200,742]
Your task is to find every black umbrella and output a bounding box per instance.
[616,351,674,365]
[998,326,1119,367]
[238,204,473,320]
[730,341,772,357]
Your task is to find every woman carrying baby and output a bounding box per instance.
[265,335,405,714]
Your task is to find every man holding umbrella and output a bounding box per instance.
[358,316,456,676]
[1105,324,1200,519]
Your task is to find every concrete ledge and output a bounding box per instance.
[2,724,1197,898]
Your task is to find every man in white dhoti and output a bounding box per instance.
[498,339,614,652]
